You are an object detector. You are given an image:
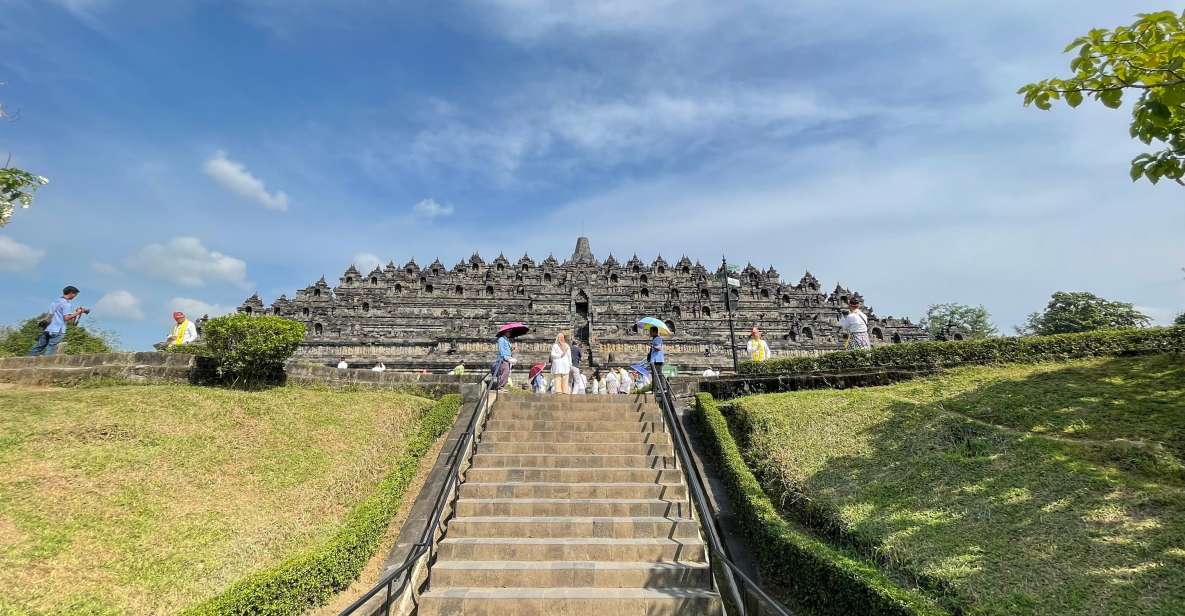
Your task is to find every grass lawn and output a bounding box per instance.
[0,383,432,615]
[732,353,1185,616]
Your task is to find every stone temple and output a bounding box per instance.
[237,237,928,372]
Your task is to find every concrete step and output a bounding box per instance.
[483,419,665,433]
[495,396,657,410]
[493,409,665,422]
[417,587,722,615]
[445,516,700,539]
[477,442,674,456]
[470,453,677,469]
[463,467,684,484]
[455,498,689,518]
[480,430,671,444]
[436,537,707,562]
[429,560,711,589]
[458,482,688,500]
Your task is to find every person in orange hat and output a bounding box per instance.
[169,311,198,346]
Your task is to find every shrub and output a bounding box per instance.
[183,394,463,616]
[0,317,115,357]
[693,393,948,616]
[741,326,1185,376]
[201,314,305,385]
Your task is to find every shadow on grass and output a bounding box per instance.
[740,355,1185,616]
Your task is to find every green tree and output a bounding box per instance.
[922,303,999,339]
[1018,10,1185,185]
[1017,291,1151,336]
[0,317,116,357]
[1174,312,1185,326]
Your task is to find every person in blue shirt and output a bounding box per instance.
[647,326,665,376]
[490,330,515,391]
[28,285,87,356]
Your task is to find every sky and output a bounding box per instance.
[1,0,1183,350]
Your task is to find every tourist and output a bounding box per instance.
[28,285,87,356]
[450,363,465,376]
[747,327,770,362]
[491,329,515,391]
[550,332,572,394]
[589,368,603,394]
[618,366,633,394]
[647,326,664,376]
[169,311,198,347]
[529,363,546,393]
[372,361,386,372]
[569,339,583,389]
[604,368,619,395]
[337,356,349,369]
[702,367,718,377]
[840,298,872,350]
[572,369,588,394]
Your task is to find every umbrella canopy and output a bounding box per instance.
[497,322,530,338]
[629,363,651,379]
[528,362,545,381]
[636,317,671,335]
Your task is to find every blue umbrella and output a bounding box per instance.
[630,363,651,379]
[636,317,671,335]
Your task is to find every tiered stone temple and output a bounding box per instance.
[238,237,928,372]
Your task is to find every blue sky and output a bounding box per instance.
[1,0,1183,350]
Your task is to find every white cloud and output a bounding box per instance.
[93,262,121,275]
[203,150,289,211]
[353,252,382,273]
[168,297,237,321]
[129,237,250,288]
[0,236,45,272]
[413,198,455,218]
[94,290,144,320]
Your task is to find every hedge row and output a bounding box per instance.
[740,326,1185,376]
[183,394,464,615]
[694,393,948,616]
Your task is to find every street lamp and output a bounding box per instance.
[721,256,740,372]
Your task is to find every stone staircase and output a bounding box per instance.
[417,394,722,615]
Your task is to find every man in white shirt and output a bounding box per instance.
[839,299,872,349]
[169,311,199,347]
[337,356,349,369]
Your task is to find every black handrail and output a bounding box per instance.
[338,380,492,616]
[649,363,794,616]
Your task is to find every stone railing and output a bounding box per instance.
[0,352,197,386]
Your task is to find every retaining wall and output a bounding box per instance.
[0,352,197,386]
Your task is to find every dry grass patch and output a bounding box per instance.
[0,383,431,615]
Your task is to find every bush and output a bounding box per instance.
[183,394,463,616]
[201,314,305,384]
[0,317,115,357]
[693,393,948,616]
[740,326,1185,376]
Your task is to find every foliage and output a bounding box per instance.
[1017,291,1151,335]
[0,167,49,227]
[922,303,998,339]
[693,393,949,616]
[740,325,1183,376]
[1018,10,1185,185]
[1175,312,1185,326]
[183,394,462,616]
[0,316,114,357]
[731,355,1185,615]
[200,313,305,385]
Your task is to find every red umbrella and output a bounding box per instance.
[528,363,545,381]
[497,322,530,338]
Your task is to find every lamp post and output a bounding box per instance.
[721,256,740,373]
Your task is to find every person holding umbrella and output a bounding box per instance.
[492,322,528,391]
[529,362,546,393]
[636,317,670,377]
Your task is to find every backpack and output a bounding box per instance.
[36,313,51,329]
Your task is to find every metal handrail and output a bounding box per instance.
[649,363,794,616]
[338,380,492,616]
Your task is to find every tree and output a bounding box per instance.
[1018,10,1185,186]
[1174,312,1185,326]
[0,317,116,357]
[922,303,999,339]
[1017,291,1151,336]
[1,84,48,226]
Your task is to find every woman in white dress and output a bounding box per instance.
[550,332,572,394]
[840,298,872,350]
[604,368,619,395]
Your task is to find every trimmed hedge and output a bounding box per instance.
[182,394,463,615]
[740,326,1185,376]
[694,393,949,616]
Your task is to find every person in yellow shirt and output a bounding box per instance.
[170,311,198,346]
[747,327,770,362]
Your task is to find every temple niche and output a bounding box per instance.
[238,237,928,371]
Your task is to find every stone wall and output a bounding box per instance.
[0,352,196,386]
[284,362,481,397]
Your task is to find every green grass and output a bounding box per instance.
[731,354,1185,616]
[0,383,433,615]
